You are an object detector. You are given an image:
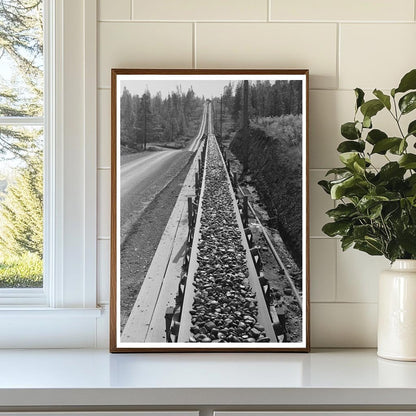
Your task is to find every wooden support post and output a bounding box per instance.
[165,306,174,343]
[243,195,248,228]
[195,172,199,194]
[227,160,231,173]
[188,197,193,229]
[233,172,238,189]
[220,95,223,138]
[198,158,202,176]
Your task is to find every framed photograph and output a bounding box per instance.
[110,69,309,352]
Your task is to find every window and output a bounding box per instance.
[0,0,45,292]
[0,0,101,349]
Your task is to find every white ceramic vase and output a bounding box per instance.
[378,259,416,361]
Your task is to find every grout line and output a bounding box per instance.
[309,235,337,239]
[336,23,340,90]
[311,301,378,305]
[192,22,197,69]
[309,168,336,171]
[97,18,416,24]
[333,230,338,301]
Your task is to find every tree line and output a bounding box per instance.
[120,87,204,150]
[219,80,303,127]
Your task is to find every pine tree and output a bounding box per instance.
[0,0,43,161]
[0,152,43,258]
[120,87,135,148]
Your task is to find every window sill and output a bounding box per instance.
[0,349,415,410]
[0,306,102,316]
[0,307,105,348]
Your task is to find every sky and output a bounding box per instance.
[120,79,236,99]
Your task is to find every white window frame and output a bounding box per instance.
[0,0,102,348]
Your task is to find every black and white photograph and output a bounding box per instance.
[110,69,309,352]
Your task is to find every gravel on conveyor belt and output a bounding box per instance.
[188,137,270,343]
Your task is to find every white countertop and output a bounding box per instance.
[0,349,415,408]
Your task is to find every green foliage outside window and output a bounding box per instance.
[0,0,44,288]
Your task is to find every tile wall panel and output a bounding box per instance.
[271,0,414,22]
[196,23,337,89]
[132,0,268,21]
[340,24,416,90]
[310,239,336,302]
[98,22,193,88]
[98,0,131,21]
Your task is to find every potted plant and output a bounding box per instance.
[319,68,416,361]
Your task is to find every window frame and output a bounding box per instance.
[0,0,101,348]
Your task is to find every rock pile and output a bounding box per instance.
[188,137,270,343]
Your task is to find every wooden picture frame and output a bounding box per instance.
[110,69,310,352]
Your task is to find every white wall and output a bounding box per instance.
[96,0,416,348]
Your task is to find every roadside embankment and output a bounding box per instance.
[230,127,302,267]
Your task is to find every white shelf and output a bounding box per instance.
[0,349,415,409]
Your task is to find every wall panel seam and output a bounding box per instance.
[336,23,340,90]
[97,19,416,24]
[193,22,197,69]
[312,301,378,305]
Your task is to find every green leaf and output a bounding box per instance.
[398,226,416,255]
[322,221,351,237]
[355,88,365,110]
[318,180,331,194]
[373,89,391,110]
[407,120,416,137]
[353,224,374,240]
[362,116,372,129]
[360,99,384,119]
[369,203,383,219]
[377,162,406,182]
[341,235,355,251]
[396,69,416,94]
[337,140,365,153]
[357,195,389,211]
[326,203,356,219]
[399,92,416,115]
[366,129,387,145]
[341,122,360,140]
[325,167,351,176]
[390,139,408,155]
[330,175,363,200]
[354,241,383,256]
[371,137,402,154]
[339,151,360,166]
[386,240,402,262]
[399,154,416,169]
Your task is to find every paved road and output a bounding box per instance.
[120,104,207,245]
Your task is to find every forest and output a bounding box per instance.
[227,79,304,266]
[224,79,302,124]
[119,87,204,151]
[0,0,44,288]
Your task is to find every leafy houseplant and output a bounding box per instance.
[319,69,416,263]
